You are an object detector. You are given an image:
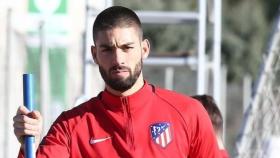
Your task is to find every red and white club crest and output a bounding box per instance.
[150,122,172,148]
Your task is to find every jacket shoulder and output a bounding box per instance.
[153,86,207,123]
[154,86,201,110]
[53,97,99,130]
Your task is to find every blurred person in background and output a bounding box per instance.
[192,94,230,158]
[13,6,222,158]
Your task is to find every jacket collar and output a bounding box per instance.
[100,81,154,113]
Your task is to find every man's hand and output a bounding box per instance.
[13,105,43,150]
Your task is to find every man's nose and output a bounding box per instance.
[112,48,125,65]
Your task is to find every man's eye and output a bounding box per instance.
[101,48,111,52]
[123,46,133,51]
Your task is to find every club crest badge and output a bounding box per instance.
[150,122,172,148]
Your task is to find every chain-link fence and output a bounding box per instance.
[236,9,280,158]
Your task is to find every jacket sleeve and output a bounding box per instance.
[188,99,222,158]
[17,112,71,158]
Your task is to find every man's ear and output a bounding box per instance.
[91,45,99,64]
[141,39,150,59]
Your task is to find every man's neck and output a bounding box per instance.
[106,74,145,97]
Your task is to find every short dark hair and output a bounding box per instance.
[192,95,223,134]
[92,6,143,42]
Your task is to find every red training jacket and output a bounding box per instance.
[18,82,221,158]
[220,149,230,158]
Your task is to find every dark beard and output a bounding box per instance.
[99,60,143,92]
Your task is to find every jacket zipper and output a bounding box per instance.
[122,97,134,150]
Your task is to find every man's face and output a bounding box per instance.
[92,27,149,92]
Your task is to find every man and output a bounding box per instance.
[13,6,221,157]
[192,95,230,158]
